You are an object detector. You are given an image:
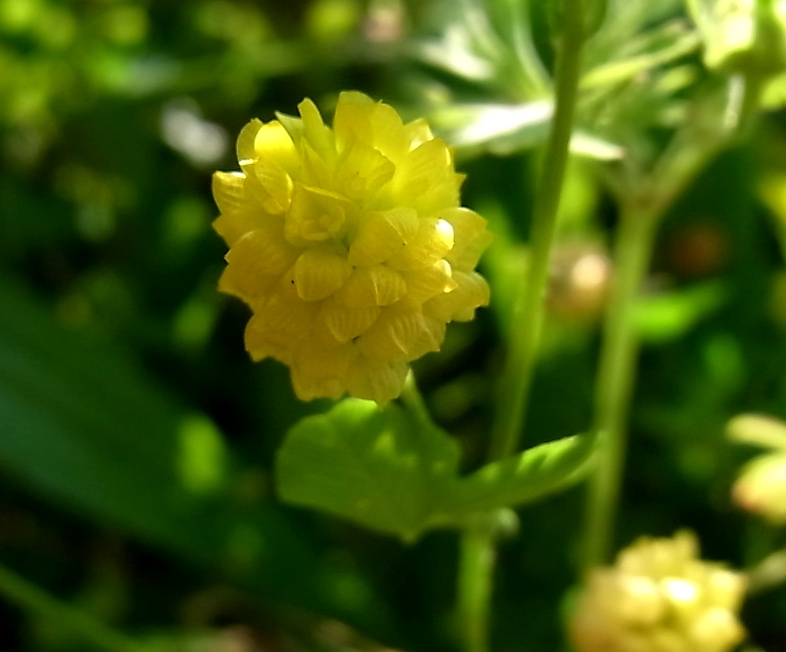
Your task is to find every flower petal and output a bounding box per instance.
[248,122,297,213]
[335,139,395,200]
[255,121,299,171]
[344,357,409,403]
[398,259,457,308]
[388,138,460,214]
[237,118,263,165]
[213,171,248,215]
[333,91,375,150]
[319,297,381,342]
[225,223,300,274]
[402,117,434,151]
[285,183,354,244]
[294,245,354,301]
[422,270,490,322]
[442,207,493,271]
[220,225,299,302]
[290,340,355,401]
[245,292,319,356]
[212,173,265,246]
[335,264,407,308]
[386,218,454,271]
[300,138,333,190]
[357,308,444,360]
[298,97,335,162]
[218,262,277,303]
[367,102,407,160]
[347,208,418,266]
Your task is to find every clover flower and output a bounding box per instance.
[570,531,746,652]
[213,92,491,402]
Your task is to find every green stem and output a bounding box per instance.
[0,561,149,652]
[400,370,432,429]
[489,0,586,462]
[456,4,587,651]
[457,524,495,652]
[580,77,761,572]
[581,201,658,571]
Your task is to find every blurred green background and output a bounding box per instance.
[2,0,786,650]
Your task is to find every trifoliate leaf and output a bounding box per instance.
[443,433,596,518]
[275,398,460,541]
[276,398,595,540]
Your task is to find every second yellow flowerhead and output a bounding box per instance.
[213,91,491,403]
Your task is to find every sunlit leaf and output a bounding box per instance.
[633,282,727,343]
[443,434,595,518]
[276,398,594,539]
[581,22,700,90]
[429,101,623,160]
[276,398,461,541]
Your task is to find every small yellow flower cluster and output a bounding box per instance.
[570,531,747,652]
[213,91,491,402]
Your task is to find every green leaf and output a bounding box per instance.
[0,278,383,628]
[444,434,596,518]
[728,414,786,451]
[581,22,700,90]
[276,398,595,540]
[762,71,786,109]
[0,281,207,554]
[430,102,623,160]
[633,281,727,343]
[276,398,461,541]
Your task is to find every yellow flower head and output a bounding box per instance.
[570,531,747,652]
[213,91,491,403]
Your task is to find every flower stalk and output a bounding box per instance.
[457,2,588,650]
[581,77,761,570]
[489,0,587,461]
[458,521,496,652]
[582,200,659,571]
